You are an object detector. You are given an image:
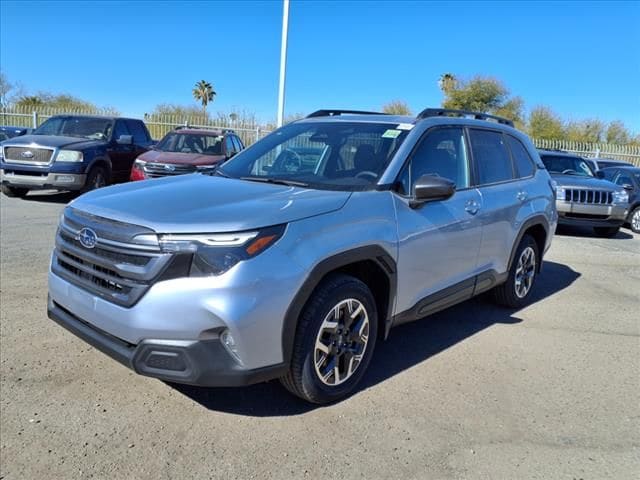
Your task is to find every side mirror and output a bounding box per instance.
[226,151,236,159]
[116,134,133,145]
[409,174,456,208]
[595,170,605,179]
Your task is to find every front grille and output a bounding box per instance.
[3,146,54,164]
[52,211,175,307]
[565,189,612,205]
[143,162,197,178]
[2,169,47,177]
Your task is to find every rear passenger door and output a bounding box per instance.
[394,126,483,315]
[468,129,523,275]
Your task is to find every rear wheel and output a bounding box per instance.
[492,234,539,308]
[593,226,619,238]
[280,274,378,404]
[1,185,29,198]
[629,207,640,234]
[80,166,108,194]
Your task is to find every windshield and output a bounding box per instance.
[218,121,410,190]
[540,155,595,177]
[155,132,223,155]
[34,117,113,140]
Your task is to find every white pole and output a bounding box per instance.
[276,0,290,128]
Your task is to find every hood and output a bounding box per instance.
[138,149,225,166]
[550,173,621,190]
[3,134,103,149]
[70,174,352,233]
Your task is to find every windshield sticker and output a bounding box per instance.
[382,129,401,139]
[396,123,414,130]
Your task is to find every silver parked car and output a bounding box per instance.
[48,108,557,403]
[538,150,629,237]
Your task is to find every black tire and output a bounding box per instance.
[593,226,620,238]
[80,166,108,194]
[628,207,640,234]
[280,274,378,404]
[1,185,29,198]
[492,234,539,309]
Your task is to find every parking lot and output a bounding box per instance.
[0,191,638,480]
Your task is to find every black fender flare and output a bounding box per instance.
[508,215,550,272]
[281,245,397,366]
[85,157,112,181]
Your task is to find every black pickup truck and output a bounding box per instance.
[1,115,153,197]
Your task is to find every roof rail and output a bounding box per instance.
[416,108,514,127]
[306,109,386,118]
[174,125,232,133]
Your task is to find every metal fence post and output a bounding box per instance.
[32,111,38,128]
[256,126,260,144]
[594,147,600,159]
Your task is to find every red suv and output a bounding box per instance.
[130,127,244,180]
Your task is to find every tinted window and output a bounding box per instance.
[398,127,470,194]
[113,120,130,140]
[225,135,236,155]
[506,135,535,178]
[155,133,222,155]
[126,120,149,145]
[35,116,113,140]
[469,130,514,185]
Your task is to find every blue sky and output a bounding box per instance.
[1,0,639,131]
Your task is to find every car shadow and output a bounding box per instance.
[168,260,580,416]
[556,224,634,240]
[21,190,77,204]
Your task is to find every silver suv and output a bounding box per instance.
[47,108,557,403]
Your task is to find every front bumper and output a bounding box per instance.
[47,296,287,386]
[1,169,86,190]
[556,200,628,227]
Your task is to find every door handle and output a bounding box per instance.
[465,200,480,215]
[517,191,528,201]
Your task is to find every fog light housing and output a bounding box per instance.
[55,175,76,183]
[221,329,242,365]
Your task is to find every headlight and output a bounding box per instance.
[158,225,285,276]
[133,159,146,167]
[554,184,566,201]
[56,150,83,162]
[612,190,629,204]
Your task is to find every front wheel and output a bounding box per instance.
[280,274,378,404]
[492,234,539,308]
[593,226,619,238]
[1,185,29,198]
[629,207,640,234]
[80,166,108,194]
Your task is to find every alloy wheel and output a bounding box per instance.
[632,209,640,233]
[314,298,370,386]
[514,246,536,298]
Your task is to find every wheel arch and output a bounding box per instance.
[509,216,550,273]
[281,245,397,366]
[85,157,112,182]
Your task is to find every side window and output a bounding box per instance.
[469,129,515,185]
[126,120,149,145]
[113,120,130,141]
[397,127,470,195]
[225,135,236,155]
[506,135,535,178]
[601,169,616,181]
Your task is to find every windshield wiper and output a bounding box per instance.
[212,168,229,177]
[239,176,308,187]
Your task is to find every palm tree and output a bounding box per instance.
[438,73,457,94]
[192,80,216,118]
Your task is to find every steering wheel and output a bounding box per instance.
[562,169,577,174]
[355,171,378,181]
[275,149,302,172]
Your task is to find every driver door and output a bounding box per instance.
[394,126,483,318]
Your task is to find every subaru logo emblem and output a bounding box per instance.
[78,228,98,249]
[21,150,34,158]
[164,164,176,171]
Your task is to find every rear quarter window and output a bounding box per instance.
[506,135,535,178]
[468,129,515,185]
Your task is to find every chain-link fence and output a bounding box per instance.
[2,107,639,165]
